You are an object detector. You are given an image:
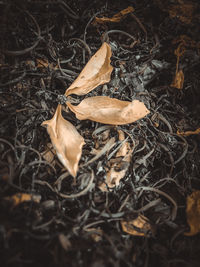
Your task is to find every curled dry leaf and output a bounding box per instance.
[121,215,152,236]
[67,96,150,125]
[65,42,113,96]
[185,190,200,236]
[94,6,134,24]
[177,128,200,137]
[5,193,41,207]
[84,228,103,242]
[41,105,85,177]
[105,130,133,188]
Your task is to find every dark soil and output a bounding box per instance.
[0,0,200,266]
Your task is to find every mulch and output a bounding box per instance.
[0,0,200,266]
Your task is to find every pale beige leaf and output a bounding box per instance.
[67,96,150,125]
[98,130,133,190]
[65,42,113,96]
[105,137,133,188]
[116,130,130,157]
[41,105,85,177]
[106,167,128,188]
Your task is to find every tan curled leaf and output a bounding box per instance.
[65,42,113,96]
[121,215,152,236]
[184,190,200,236]
[41,105,85,177]
[67,96,150,125]
[94,6,134,24]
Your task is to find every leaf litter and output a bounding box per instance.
[1,1,200,266]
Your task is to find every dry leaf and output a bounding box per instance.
[121,215,152,236]
[105,164,128,188]
[171,69,184,89]
[58,234,71,251]
[94,6,134,24]
[5,193,41,207]
[105,130,133,188]
[36,58,58,70]
[177,128,200,136]
[92,129,110,153]
[65,42,113,96]
[85,228,103,242]
[116,130,130,157]
[185,190,200,236]
[42,105,85,177]
[98,130,133,191]
[67,96,150,125]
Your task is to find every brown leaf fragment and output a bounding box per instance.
[98,130,133,190]
[41,105,85,177]
[177,128,200,136]
[116,130,130,157]
[36,58,58,70]
[94,6,134,24]
[67,96,150,125]
[184,190,200,236]
[65,42,113,96]
[85,228,103,242]
[171,69,184,89]
[121,215,152,236]
[106,165,128,188]
[105,137,132,188]
[58,234,71,251]
[5,193,41,207]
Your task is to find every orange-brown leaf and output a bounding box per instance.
[67,96,150,125]
[5,193,41,207]
[121,215,152,236]
[65,42,113,96]
[171,69,184,89]
[177,128,200,136]
[185,190,200,236]
[94,6,134,24]
[42,105,85,177]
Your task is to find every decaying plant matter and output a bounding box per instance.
[43,43,149,177]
